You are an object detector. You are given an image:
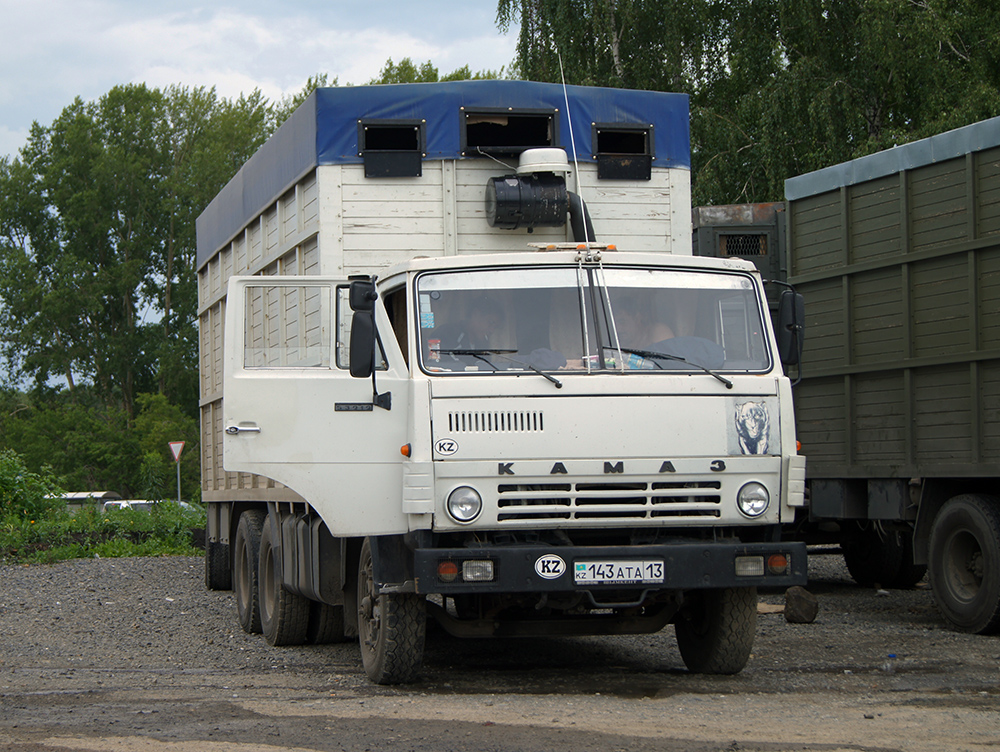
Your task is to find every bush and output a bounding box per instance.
[0,454,206,564]
[0,448,62,519]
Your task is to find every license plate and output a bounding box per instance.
[574,560,664,585]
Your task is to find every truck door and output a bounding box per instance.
[222,276,410,535]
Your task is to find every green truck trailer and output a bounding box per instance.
[694,117,1000,634]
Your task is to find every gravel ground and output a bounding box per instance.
[0,551,998,751]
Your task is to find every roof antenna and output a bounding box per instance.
[558,51,592,243]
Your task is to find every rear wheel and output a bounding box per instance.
[928,494,1000,634]
[357,537,425,684]
[307,601,350,644]
[234,510,265,634]
[675,587,756,675]
[842,523,903,588]
[205,533,232,591]
[890,529,927,589]
[259,517,310,646]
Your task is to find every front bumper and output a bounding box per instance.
[412,540,807,595]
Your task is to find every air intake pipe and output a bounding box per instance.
[568,191,595,244]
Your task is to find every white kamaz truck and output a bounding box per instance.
[197,81,807,684]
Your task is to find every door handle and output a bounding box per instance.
[225,424,261,435]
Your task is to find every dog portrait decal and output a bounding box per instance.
[735,401,769,455]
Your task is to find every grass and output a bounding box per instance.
[0,502,206,565]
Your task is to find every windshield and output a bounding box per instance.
[416,265,771,374]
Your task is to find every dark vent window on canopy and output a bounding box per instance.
[359,120,424,178]
[593,124,653,180]
[462,109,558,156]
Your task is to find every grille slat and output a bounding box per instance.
[496,480,722,522]
[447,411,544,433]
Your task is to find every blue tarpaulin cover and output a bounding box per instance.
[197,80,690,269]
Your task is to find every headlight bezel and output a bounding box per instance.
[446,486,483,524]
[737,481,770,518]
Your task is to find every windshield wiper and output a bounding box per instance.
[438,348,513,372]
[494,353,563,389]
[438,349,563,389]
[606,346,733,389]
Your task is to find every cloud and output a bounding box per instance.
[0,0,517,157]
[0,125,30,162]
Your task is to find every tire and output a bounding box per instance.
[928,494,1000,634]
[259,517,310,646]
[841,523,903,588]
[234,510,265,635]
[675,587,756,675]
[205,537,232,591]
[307,601,350,644]
[890,529,927,589]
[357,537,425,684]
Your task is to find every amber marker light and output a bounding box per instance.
[400,443,411,457]
[767,554,789,575]
[437,561,459,583]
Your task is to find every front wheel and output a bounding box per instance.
[928,494,1000,634]
[675,587,757,674]
[357,537,425,684]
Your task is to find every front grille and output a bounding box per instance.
[496,480,722,522]
[720,233,767,256]
[447,411,544,433]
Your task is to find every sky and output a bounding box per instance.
[0,0,519,159]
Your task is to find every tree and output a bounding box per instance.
[273,74,337,124]
[133,393,199,501]
[0,84,276,417]
[497,0,1000,204]
[368,58,501,85]
[0,390,140,495]
[497,0,709,90]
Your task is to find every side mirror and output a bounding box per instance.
[350,278,377,312]
[349,309,375,379]
[777,289,805,366]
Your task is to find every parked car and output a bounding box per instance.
[101,499,196,513]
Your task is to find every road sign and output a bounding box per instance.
[169,441,185,463]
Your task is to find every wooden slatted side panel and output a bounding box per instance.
[788,191,843,277]
[978,147,1000,236]
[338,160,692,270]
[850,175,901,264]
[341,164,448,272]
[581,169,690,252]
[913,365,972,463]
[800,278,847,371]
[909,160,969,253]
[980,245,1000,347]
[853,372,906,464]
[790,145,1000,476]
[198,170,322,500]
[794,377,847,465]
[980,362,1000,458]
[852,267,904,363]
[911,255,970,358]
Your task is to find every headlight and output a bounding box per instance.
[446,486,483,524]
[737,482,769,518]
